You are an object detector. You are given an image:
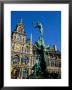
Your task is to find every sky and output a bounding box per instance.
[11,11,61,51]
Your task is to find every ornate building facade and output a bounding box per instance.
[33,43,61,79]
[11,20,35,79]
[11,20,61,79]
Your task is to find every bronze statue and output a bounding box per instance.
[32,21,48,78]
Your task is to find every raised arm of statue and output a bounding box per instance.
[32,21,43,35]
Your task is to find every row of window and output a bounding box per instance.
[48,60,61,67]
[12,44,31,53]
[11,56,29,65]
[13,34,26,43]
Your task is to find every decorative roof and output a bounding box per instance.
[17,18,24,27]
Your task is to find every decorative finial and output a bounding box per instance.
[30,33,32,43]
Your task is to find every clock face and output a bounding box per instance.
[17,25,23,32]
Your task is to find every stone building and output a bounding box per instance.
[11,19,35,79]
[45,45,61,78]
[11,19,61,79]
[33,41,61,79]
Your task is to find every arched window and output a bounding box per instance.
[22,47,23,53]
[12,56,19,64]
[21,56,29,64]
[51,59,55,67]
[51,61,54,66]
[23,68,28,78]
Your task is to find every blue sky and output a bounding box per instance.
[11,11,61,50]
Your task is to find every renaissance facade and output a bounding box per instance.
[11,20,35,79]
[11,20,61,79]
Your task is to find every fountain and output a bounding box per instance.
[30,21,48,79]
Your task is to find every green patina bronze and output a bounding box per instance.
[30,21,49,79]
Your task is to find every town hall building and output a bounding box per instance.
[11,19,61,79]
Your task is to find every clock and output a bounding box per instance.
[17,25,23,32]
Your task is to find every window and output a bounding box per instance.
[12,56,20,64]
[23,68,28,78]
[17,34,21,41]
[59,63,61,67]
[51,58,55,67]
[22,47,23,53]
[21,56,29,64]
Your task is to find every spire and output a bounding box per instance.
[30,33,32,55]
[17,18,23,26]
[16,18,24,33]
[53,44,57,51]
[30,33,32,43]
[20,18,23,24]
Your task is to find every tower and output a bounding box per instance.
[12,19,26,53]
[30,33,32,54]
[17,18,24,33]
[11,19,27,78]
